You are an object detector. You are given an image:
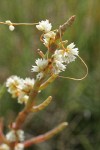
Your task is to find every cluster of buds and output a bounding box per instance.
[0,16,88,149]
[0,143,24,150]
[6,129,24,142]
[5,20,15,31]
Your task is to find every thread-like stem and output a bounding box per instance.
[59,55,88,80]
[0,21,38,26]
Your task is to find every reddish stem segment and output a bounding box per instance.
[23,122,68,148]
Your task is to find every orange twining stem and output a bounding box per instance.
[59,55,88,80]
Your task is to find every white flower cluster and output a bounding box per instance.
[6,76,35,104]
[6,20,79,104]
[14,143,24,150]
[43,31,56,47]
[36,20,52,33]
[31,42,78,76]
[6,129,24,142]
[52,43,79,74]
[0,130,24,150]
[31,58,48,79]
[0,144,10,150]
[36,20,56,47]
[0,143,24,150]
[35,20,79,75]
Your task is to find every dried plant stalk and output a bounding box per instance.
[55,15,76,40]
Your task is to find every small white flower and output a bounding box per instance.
[17,130,25,142]
[6,76,35,104]
[52,43,78,74]
[6,76,22,98]
[6,76,21,89]
[6,130,16,142]
[52,60,66,74]
[43,38,50,47]
[55,60,66,71]
[44,31,56,39]
[36,20,52,33]
[18,94,29,104]
[36,58,48,69]
[31,58,48,80]
[64,53,76,63]
[53,50,64,62]
[9,25,15,31]
[31,66,39,72]
[52,50,66,74]
[31,58,48,73]
[67,43,79,56]
[0,144,10,150]
[14,143,24,150]
[65,43,79,63]
[6,129,25,142]
[53,43,79,64]
[21,78,35,92]
[43,31,56,47]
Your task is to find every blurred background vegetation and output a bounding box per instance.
[0,0,100,150]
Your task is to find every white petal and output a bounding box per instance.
[67,42,75,49]
[31,66,39,72]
